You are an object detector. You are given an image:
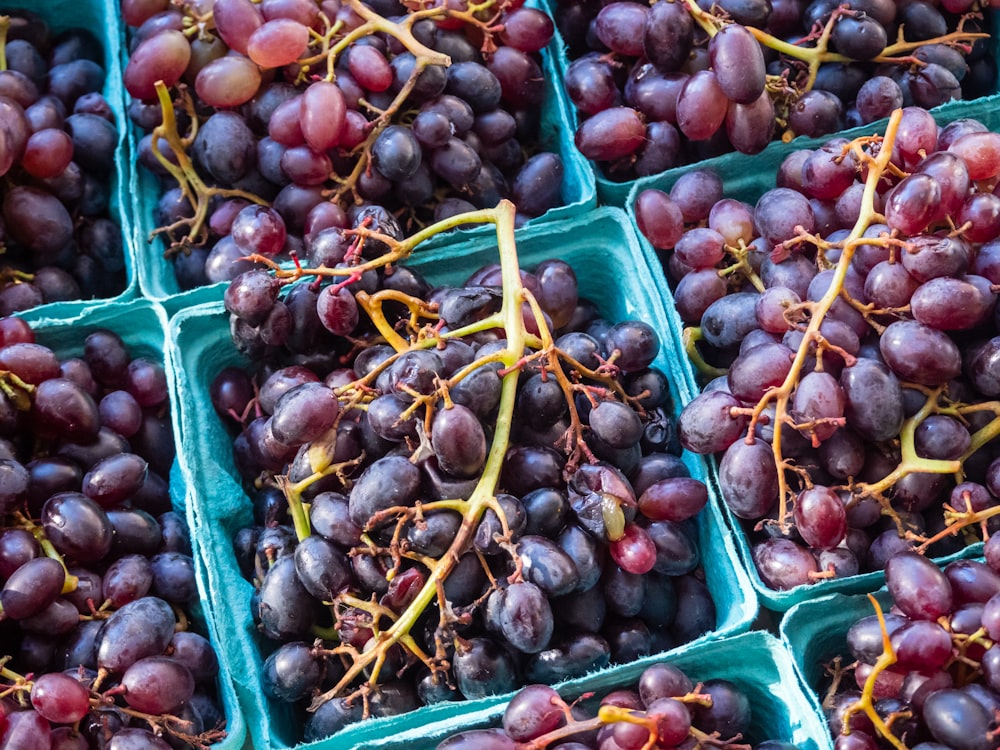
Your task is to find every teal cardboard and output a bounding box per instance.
[128,1,596,315]
[354,631,831,750]
[624,100,1000,612]
[2,0,139,323]
[781,588,894,704]
[166,206,758,750]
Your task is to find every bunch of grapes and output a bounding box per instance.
[208,200,717,741]
[633,106,1000,592]
[557,0,994,180]
[821,550,1000,749]
[121,0,568,292]
[0,315,227,748]
[432,662,790,750]
[0,9,128,314]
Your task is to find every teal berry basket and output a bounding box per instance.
[623,99,1000,612]
[165,206,758,750]
[1,0,139,323]
[540,0,999,208]
[780,588,896,743]
[353,630,832,750]
[20,298,247,750]
[125,0,596,316]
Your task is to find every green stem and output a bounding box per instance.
[277,475,313,542]
[761,110,902,525]
[0,17,8,72]
[309,200,524,709]
[857,389,961,496]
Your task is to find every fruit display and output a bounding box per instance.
[120,0,590,299]
[632,105,1000,606]
[194,200,749,743]
[0,303,233,749]
[17,0,1000,743]
[554,0,996,182]
[0,5,131,315]
[784,551,1000,750]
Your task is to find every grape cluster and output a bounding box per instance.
[0,9,127,314]
[822,550,1000,749]
[209,201,716,741]
[432,662,790,750]
[121,0,568,291]
[634,106,1000,592]
[556,0,993,179]
[0,317,226,748]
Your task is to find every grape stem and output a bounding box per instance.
[677,0,987,139]
[308,200,523,709]
[745,109,902,532]
[842,595,907,750]
[0,16,8,72]
[148,82,269,252]
[12,511,79,593]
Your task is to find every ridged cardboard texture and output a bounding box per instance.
[20,298,247,750]
[354,631,832,750]
[780,587,895,742]
[128,2,596,314]
[624,100,1000,612]
[166,206,758,750]
[4,0,139,324]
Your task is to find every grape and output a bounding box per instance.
[879,320,961,385]
[573,107,646,162]
[123,30,190,100]
[725,91,776,155]
[643,0,693,72]
[501,684,563,741]
[595,3,648,57]
[122,657,195,714]
[752,538,818,590]
[885,552,953,620]
[709,24,766,104]
[792,485,846,550]
[247,19,310,68]
[30,673,91,724]
[676,71,727,141]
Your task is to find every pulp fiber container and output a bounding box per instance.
[780,588,895,741]
[166,206,758,750]
[1,0,138,322]
[127,4,596,315]
[353,631,832,750]
[542,0,999,208]
[21,299,247,750]
[624,100,1000,612]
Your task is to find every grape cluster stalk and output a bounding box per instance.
[215,198,713,740]
[123,0,566,290]
[560,0,992,178]
[821,549,1000,749]
[634,105,1000,590]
